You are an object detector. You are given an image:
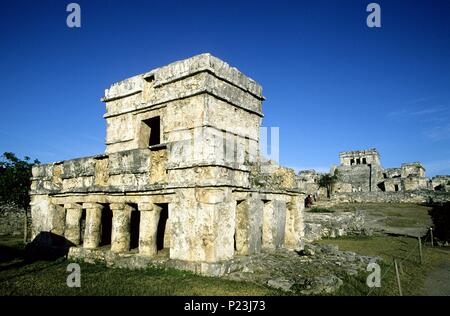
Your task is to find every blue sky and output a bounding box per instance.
[0,0,449,176]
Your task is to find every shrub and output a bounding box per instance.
[428,202,450,242]
[308,207,335,213]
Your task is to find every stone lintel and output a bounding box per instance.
[64,203,82,209]
[138,202,154,211]
[109,203,126,210]
[82,202,104,209]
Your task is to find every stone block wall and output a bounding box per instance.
[330,190,450,204]
[0,203,31,237]
[29,54,305,274]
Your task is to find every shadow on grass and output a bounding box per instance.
[24,232,73,261]
[0,244,25,263]
[0,232,73,274]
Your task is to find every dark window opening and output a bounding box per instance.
[156,203,169,251]
[350,159,355,165]
[362,158,367,164]
[356,158,361,165]
[377,182,386,192]
[143,116,161,146]
[394,184,400,192]
[130,207,140,250]
[383,173,387,179]
[80,209,86,244]
[144,74,155,83]
[100,205,113,246]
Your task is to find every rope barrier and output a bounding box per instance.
[366,228,431,296]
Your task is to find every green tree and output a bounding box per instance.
[318,170,339,199]
[0,152,40,209]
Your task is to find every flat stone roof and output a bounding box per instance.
[102,53,264,102]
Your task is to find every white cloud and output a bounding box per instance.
[423,124,450,142]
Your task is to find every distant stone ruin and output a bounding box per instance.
[298,148,450,204]
[29,54,305,275]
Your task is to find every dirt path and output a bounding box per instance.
[424,250,450,296]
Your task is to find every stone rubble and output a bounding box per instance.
[303,210,372,242]
[223,243,380,295]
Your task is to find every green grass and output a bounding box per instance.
[307,207,335,213]
[332,202,432,228]
[0,237,280,296]
[318,235,449,296]
[1,203,446,296]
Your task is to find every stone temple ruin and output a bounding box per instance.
[298,148,450,203]
[334,149,430,193]
[29,54,305,276]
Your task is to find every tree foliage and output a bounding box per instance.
[0,152,40,210]
[429,202,450,242]
[317,170,339,198]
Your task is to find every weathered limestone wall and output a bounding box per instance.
[170,188,236,262]
[403,176,430,191]
[29,53,305,274]
[304,210,368,242]
[432,176,450,192]
[31,149,155,195]
[284,195,305,250]
[262,200,286,250]
[384,178,403,192]
[339,149,381,166]
[384,168,401,178]
[401,163,425,178]
[235,196,263,256]
[335,165,371,192]
[103,54,264,156]
[331,190,450,204]
[30,195,65,239]
[0,203,31,237]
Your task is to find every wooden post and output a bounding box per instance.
[394,259,403,296]
[430,228,434,247]
[418,236,423,264]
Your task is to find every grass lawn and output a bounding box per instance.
[334,202,432,229]
[1,203,447,296]
[319,235,450,296]
[0,237,280,296]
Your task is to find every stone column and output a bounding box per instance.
[82,202,103,249]
[263,199,286,250]
[110,203,132,253]
[138,203,161,256]
[235,197,263,256]
[285,195,305,251]
[64,203,83,245]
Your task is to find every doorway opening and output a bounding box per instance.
[79,209,86,245]
[156,203,169,251]
[130,205,140,250]
[100,205,113,246]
